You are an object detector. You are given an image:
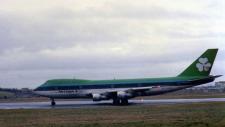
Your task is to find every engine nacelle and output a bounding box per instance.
[117,91,133,99]
[92,93,107,101]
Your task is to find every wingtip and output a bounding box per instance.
[213,75,223,78]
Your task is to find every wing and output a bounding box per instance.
[90,86,155,101]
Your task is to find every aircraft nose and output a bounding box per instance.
[32,89,39,95]
[32,87,42,95]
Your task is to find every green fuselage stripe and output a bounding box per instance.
[35,76,212,91]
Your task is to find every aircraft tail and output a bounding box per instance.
[178,49,218,77]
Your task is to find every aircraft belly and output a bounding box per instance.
[143,85,191,95]
[34,84,194,99]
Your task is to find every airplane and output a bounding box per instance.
[34,49,221,106]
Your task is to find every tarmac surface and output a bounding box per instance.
[1,98,225,109]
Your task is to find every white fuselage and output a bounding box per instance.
[34,85,191,99]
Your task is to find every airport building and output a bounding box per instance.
[186,81,225,93]
[215,81,225,89]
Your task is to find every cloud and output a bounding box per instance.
[0,0,224,88]
[0,13,126,54]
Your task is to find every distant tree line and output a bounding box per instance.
[0,87,37,98]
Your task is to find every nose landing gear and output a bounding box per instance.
[113,98,129,105]
[51,98,56,106]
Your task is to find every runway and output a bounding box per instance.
[1,98,225,109]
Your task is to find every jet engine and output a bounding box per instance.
[92,93,108,101]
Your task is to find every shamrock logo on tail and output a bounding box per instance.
[196,58,211,72]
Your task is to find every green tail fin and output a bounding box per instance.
[178,49,218,77]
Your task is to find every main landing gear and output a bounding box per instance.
[51,98,56,106]
[113,98,129,105]
[113,98,120,105]
[121,98,128,105]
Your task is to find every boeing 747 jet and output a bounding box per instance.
[34,49,221,105]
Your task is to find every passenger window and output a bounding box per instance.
[54,87,58,90]
[111,85,114,88]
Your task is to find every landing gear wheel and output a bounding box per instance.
[51,101,56,106]
[121,99,128,105]
[113,98,120,105]
[51,98,56,106]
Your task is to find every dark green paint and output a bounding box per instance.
[178,49,218,77]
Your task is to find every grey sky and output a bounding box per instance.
[0,0,224,88]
